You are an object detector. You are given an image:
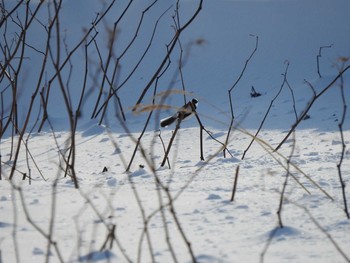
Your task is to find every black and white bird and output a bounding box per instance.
[160,98,198,127]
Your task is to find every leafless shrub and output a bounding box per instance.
[0,1,349,263]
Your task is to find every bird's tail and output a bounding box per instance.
[160,115,177,127]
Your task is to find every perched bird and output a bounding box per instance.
[160,98,198,127]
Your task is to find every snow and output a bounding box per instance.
[1,0,350,262]
[1,127,350,262]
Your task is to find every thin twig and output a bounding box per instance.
[225,35,258,158]
[277,131,296,228]
[230,165,240,202]
[275,64,350,151]
[132,0,203,110]
[335,61,349,219]
[242,61,290,160]
[316,44,333,78]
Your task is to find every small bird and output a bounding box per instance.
[160,98,198,127]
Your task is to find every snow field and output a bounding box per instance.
[1,126,349,262]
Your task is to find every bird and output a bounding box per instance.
[160,98,198,127]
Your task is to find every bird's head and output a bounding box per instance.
[191,98,198,108]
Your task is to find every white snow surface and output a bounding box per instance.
[1,0,350,262]
[1,127,350,263]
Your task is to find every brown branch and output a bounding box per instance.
[295,202,350,262]
[15,185,64,262]
[316,44,333,78]
[242,61,290,160]
[225,35,258,158]
[158,129,171,169]
[131,0,203,111]
[335,61,349,219]
[90,0,132,120]
[275,64,350,152]
[8,2,46,179]
[126,59,171,171]
[41,1,117,128]
[161,118,182,167]
[277,132,296,228]
[230,165,240,202]
[93,3,173,121]
[78,191,133,262]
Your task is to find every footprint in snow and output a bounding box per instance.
[0,221,11,228]
[131,168,150,178]
[195,254,229,263]
[106,177,117,187]
[216,157,240,163]
[194,156,239,167]
[207,194,222,200]
[112,147,121,155]
[33,247,52,256]
[263,226,304,241]
[78,250,116,261]
[206,132,225,140]
[29,199,39,205]
[99,137,109,143]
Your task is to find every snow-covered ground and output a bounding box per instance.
[1,125,350,262]
[1,0,350,262]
